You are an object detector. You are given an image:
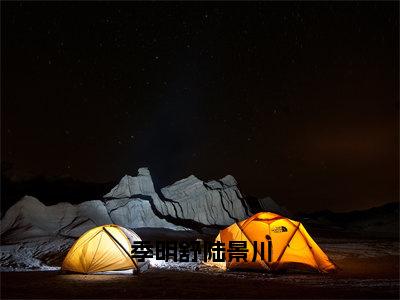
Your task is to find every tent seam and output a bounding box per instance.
[297,225,337,272]
[103,227,139,271]
[63,230,102,264]
[87,231,104,272]
[273,221,301,270]
[236,222,270,270]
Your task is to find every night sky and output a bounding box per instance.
[2,2,398,213]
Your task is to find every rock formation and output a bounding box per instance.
[257,197,290,217]
[0,168,257,270]
[104,168,250,229]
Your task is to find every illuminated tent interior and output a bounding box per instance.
[62,224,142,274]
[208,212,337,273]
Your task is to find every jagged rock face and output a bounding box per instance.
[160,175,250,225]
[104,168,155,199]
[103,198,186,230]
[1,168,251,243]
[104,168,250,227]
[0,195,186,243]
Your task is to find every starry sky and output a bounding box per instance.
[2,2,398,212]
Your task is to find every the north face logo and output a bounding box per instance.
[272,226,288,233]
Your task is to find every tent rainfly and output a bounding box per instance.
[207,212,337,273]
[62,224,143,274]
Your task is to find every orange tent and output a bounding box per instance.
[208,212,336,273]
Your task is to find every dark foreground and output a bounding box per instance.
[1,257,399,299]
[1,238,399,299]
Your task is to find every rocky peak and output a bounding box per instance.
[104,167,156,199]
[104,169,251,228]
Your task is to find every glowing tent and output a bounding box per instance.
[62,224,142,274]
[208,212,336,273]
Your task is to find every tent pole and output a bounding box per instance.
[273,222,301,270]
[103,227,139,274]
[236,222,270,270]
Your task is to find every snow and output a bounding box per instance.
[0,237,72,271]
[148,258,200,271]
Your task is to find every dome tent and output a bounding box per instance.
[62,224,145,274]
[208,212,336,273]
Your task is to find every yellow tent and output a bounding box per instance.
[62,224,141,274]
[208,212,336,273]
